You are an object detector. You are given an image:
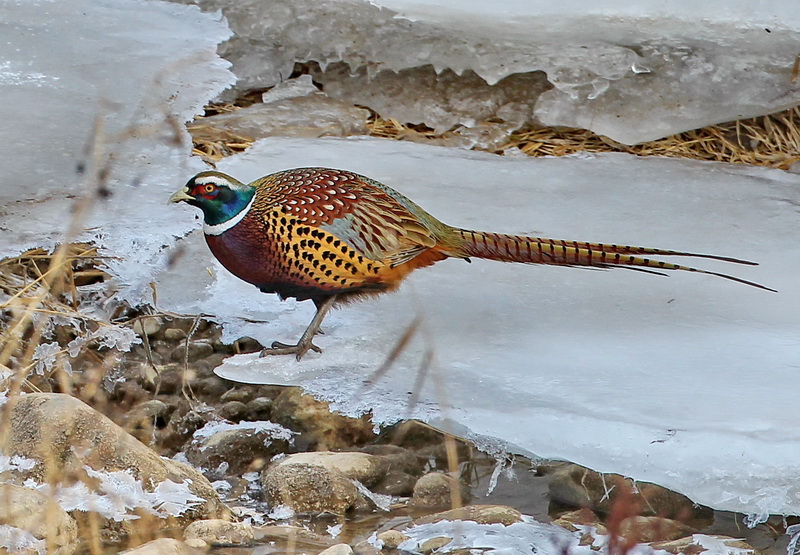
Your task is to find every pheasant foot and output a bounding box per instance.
[260,340,322,361]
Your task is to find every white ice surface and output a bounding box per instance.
[186,0,800,143]
[154,136,800,517]
[0,0,234,302]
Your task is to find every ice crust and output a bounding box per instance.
[178,0,800,143]
[0,0,234,303]
[154,136,800,516]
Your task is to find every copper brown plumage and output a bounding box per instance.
[169,167,774,360]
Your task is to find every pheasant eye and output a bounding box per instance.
[204,184,216,194]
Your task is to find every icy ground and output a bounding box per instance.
[180,0,800,143]
[156,136,800,518]
[0,0,233,302]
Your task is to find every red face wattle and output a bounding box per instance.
[191,182,220,200]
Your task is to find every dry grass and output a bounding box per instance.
[192,103,800,170]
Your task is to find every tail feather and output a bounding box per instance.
[452,228,775,292]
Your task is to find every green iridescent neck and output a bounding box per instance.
[200,187,255,227]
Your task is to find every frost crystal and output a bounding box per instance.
[32,342,61,375]
[27,467,202,521]
[192,420,295,445]
[354,480,393,512]
[0,525,45,555]
[0,455,36,474]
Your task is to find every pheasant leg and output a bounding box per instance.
[260,296,337,361]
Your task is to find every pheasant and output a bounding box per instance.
[169,167,773,360]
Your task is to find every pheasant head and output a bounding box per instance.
[168,171,256,233]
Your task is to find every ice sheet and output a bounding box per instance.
[154,136,800,516]
[180,0,800,143]
[0,0,234,303]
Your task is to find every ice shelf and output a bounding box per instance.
[156,136,800,518]
[177,0,800,143]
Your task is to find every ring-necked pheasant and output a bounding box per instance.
[169,167,773,360]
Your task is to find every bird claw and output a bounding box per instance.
[259,340,322,361]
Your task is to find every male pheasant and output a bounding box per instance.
[169,167,773,360]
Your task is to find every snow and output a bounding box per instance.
[154,135,800,517]
[186,0,800,143]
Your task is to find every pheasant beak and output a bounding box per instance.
[168,188,194,204]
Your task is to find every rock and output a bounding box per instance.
[318,544,354,555]
[218,400,248,421]
[274,452,387,487]
[419,536,452,553]
[410,472,470,508]
[352,541,380,554]
[245,397,273,420]
[619,515,696,543]
[262,462,359,514]
[185,422,290,475]
[360,444,424,475]
[651,534,758,554]
[372,469,417,496]
[271,387,376,450]
[548,463,711,520]
[163,328,188,342]
[219,388,253,404]
[0,483,77,552]
[183,519,254,545]
[133,317,163,337]
[414,504,522,526]
[253,525,336,551]
[123,400,169,430]
[553,508,607,535]
[0,393,229,528]
[377,530,409,549]
[121,538,204,554]
[170,340,214,363]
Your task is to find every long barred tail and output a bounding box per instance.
[453,228,776,292]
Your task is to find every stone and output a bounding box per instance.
[0,484,77,552]
[253,525,336,551]
[261,462,359,514]
[218,400,248,421]
[619,515,696,543]
[219,388,253,404]
[0,393,229,528]
[410,472,470,508]
[132,317,163,338]
[163,328,188,342]
[273,452,387,487]
[318,544,354,555]
[185,424,290,475]
[359,444,424,475]
[245,397,273,420]
[183,519,254,545]
[121,538,204,554]
[371,469,417,496]
[271,387,375,450]
[548,463,711,520]
[419,536,453,554]
[352,541,380,554]
[376,530,409,549]
[651,535,758,554]
[553,508,607,535]
[170,340,214,363]
[413,504,522,526]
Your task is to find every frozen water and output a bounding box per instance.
[179,0,800,143]
[154,136,800,516]
[0,0,234,303]
[190,75,369,142]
